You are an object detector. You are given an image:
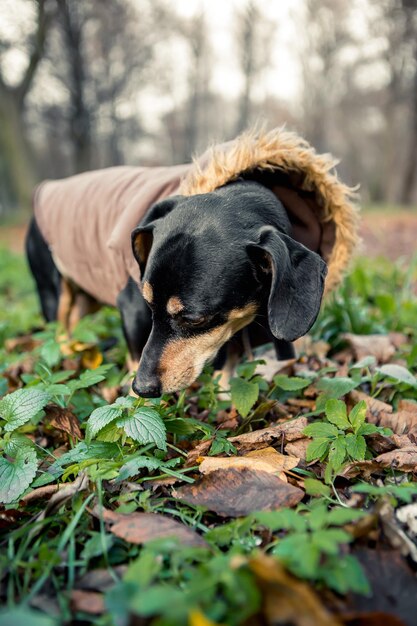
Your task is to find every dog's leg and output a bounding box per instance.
[25,217,61,322]
[57,277,76,333]
[274,338,296,360]
[68,291,101,332]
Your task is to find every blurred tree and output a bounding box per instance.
[0,0,51,210]
[234,1,275,134]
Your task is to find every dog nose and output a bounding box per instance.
[132,378,161,398]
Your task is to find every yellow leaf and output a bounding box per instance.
[198,447,299,476]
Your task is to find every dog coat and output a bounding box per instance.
[33,128,359,306]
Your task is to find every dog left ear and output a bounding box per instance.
[247,227,328,342]
[131,195,182,275]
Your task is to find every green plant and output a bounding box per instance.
[304,399,391,483]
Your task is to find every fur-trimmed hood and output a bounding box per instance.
[181,128,360,294]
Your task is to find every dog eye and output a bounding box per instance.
[181,315,209,328]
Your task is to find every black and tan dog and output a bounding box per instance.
[26,129,359,397]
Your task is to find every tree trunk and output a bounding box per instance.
[400,68,417,205]
[0,89,37,211]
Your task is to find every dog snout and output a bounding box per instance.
[132,376,161,398]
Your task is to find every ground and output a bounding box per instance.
[0,207,417,626]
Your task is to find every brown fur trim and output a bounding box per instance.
[179,127,360,294]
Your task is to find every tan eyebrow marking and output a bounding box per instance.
[142,281,153,304]
[167,296,184,316]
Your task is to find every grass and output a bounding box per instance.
[0,247,417,625]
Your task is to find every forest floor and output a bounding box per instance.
[0,207,417,625]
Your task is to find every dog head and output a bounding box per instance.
[131,183,327,397]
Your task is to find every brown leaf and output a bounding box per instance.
[285,438,310,461]
[342,333,403,363]
[198,447,299,476]
[186,417,307,465]
[349,390,393,421]
[4,334,39,353]
[343,445,417,478]
[228,417,309,453]
[70,590,105,615]
[76,566,127,592]
[249,555,342,626]
[20,484,59,505]
[174,468,304,517]
[44,405,82,440]
[108,511,207,547]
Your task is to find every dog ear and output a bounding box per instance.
[247,227,327,342]
[131,195,182,275]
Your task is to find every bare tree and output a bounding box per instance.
[0,0,51,209]
[234,1,275,134]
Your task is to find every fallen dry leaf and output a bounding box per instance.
[285,438,310,461]
[81,346,103,369]
[107,511,207,547]
[44,405,82,440]
[70,590,105,615]
[249,554,341,626]
[186,417,308,465]
[174,467,304,517]
[343,333,406,363]
[76,566,127,592]
[198,447,299,476]
[294,336,331,360]
[343,446,417,478]
[4,334,39,353]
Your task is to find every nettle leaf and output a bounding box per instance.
[349,400,367,432]
[305,438,330,462]
[325,399,350,430]
[3,433,34,457]
[0,447,38,503]
[40,339,61,367]
[86,404,124,442]
[230,377,259,417]
[68,364,113,391]
[304,422,338,439]
[316,377,358,398]
[345,433,366,460]
[273,375,310,391]
[377,364,417,387]
[51,442,120,470]
[117,456,162,482]
[0,388,50,432]
[117,407,167,451]
[328,437,347,471]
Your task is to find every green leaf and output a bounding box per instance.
[377,364,417,387]
[320,554,370,595]
[305,438,331,462]
[51,442,120,469]
[230,377,259,417]
[273,375,310,391]
[356,423,379,436]
[117,407,167,451]
[316,377,358,398]
[303,422,339,439]
[345,433,366,460]
[349,400,367,431]
[325,399,350,429]
[40,339,61,367]
[3,433,34,457]
[275,535,320,578]
[303,422,339,438]
[86,403,123,442]
[312,528,352,554]
[304,478,331,497]
[0,447,38,503]
[328,436,347,472]
[0,388,50,432]
[253,509,307,532]
[117,456,162,482]
[326,507,365,526]
[68,364,113,391]
[308,504,328,530]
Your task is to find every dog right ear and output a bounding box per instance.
[131,195,182,275]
